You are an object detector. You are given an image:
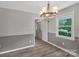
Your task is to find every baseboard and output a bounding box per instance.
[0,33,34,38]
[46,41,79,57]
[0,44,35,54]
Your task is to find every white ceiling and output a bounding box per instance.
[0,1,78,14]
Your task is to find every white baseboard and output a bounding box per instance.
[0,33,34,38]
[46,41,79,57]
[0,44,35,54]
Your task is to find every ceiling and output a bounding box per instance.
[0,1,78,14]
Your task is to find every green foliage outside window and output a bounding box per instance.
[58,17,71,37]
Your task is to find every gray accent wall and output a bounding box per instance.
[48,33,79,55]
[0,34,34,53]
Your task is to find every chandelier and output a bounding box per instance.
[40,2,58,18]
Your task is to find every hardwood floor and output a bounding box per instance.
[0,39,74,57]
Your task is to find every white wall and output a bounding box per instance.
[48,18,56,33]
[41,20,48,42]
[0,7,36,37]
[74,4,79,37]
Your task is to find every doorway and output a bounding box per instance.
[35,20,42,40]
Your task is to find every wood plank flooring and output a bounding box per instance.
[0,39,74,57]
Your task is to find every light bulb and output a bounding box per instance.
[42,6,47,13]
[45,14,49,17]
[52,6,58,13]
[40,11,43,15]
